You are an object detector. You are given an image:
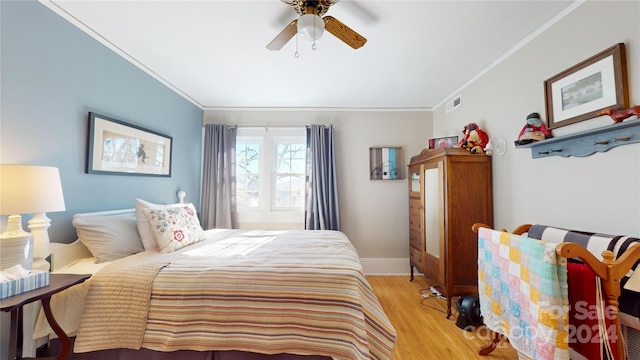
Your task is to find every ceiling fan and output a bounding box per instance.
[266,0,367,51]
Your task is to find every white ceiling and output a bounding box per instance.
[41,0,580,110]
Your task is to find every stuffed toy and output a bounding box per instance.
[456,125,470,148]
[457,122,489,154]
[483,141,493,156]
[514,112,552,146]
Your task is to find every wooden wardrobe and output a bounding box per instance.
[407,147,493,317]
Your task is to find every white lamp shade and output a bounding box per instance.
[0,165,66,215]
[297,14,325,41]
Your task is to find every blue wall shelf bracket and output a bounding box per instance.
[515,118,640,159]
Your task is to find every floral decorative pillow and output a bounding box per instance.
[135,198,184,251]
[142,204,205,253]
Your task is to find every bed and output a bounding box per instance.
[32,198,396,360]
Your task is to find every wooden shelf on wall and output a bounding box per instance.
[515,118,640,158]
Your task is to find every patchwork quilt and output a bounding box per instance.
[528,224,640,319]
[477,227,570,360]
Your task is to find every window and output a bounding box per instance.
[236,127,306,211]
[236,140,261,207]
[274,141,305,208]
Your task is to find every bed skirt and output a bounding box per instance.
[48,337,332,360]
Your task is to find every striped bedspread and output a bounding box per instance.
[74,229,396,360]
[477,227,570,360]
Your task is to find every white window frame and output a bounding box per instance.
[235,136,263,209]
[271,135,306,210]
[236,127,306,220]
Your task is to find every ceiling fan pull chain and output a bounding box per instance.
[312,15,318,50]
[294,33,300,58]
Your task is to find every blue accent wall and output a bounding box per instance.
[1,1,204,244]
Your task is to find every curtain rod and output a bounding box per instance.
[203,125,334,130]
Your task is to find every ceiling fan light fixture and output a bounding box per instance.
[297,14,324,41]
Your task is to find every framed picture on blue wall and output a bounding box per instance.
[87,112,172,177]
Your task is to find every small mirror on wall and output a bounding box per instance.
[369,147,404,180]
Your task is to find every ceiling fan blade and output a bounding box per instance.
[266,20,298,50]
[323,16,367,49]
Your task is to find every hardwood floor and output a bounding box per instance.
[367,275,519,360]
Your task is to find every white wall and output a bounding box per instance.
[204,1,640,272]
[204,110,432,271]
[433,1,640,236]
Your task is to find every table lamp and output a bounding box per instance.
[0,165,66,271]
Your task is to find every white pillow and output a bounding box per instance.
[135,199,184,251]
[72,213,144,263]
[142,203,205,253]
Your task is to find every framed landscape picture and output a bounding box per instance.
[87,112,172,176]
[544,43,629,129]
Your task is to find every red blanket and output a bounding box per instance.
[567,262,618,360]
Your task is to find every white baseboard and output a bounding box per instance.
[360,257,418,276]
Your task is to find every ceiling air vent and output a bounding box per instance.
[446,95,462,113]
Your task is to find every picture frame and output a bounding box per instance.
[428,136,459,149]
[369,147,404,180]
[544,43,629,130]
[87,112,172,176]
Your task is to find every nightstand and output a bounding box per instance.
[0,273,90,360]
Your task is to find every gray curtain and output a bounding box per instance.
[305,124,340,230]
[201,124,237,229]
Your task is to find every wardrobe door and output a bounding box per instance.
[423,161,444,286]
